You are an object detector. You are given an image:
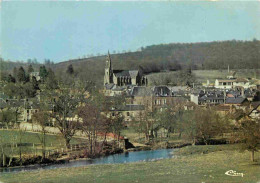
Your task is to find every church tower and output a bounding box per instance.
[104,51,113,85]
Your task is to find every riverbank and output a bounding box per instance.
[1,144,259,183]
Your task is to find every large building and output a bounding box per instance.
[214,78,251,89]
[104,52,147,87]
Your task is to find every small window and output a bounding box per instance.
[112,112,115,116]
[127,112,130,116]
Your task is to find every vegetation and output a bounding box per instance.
[1,40,260,88]
[0,40,259,177]
[234,118,260,162]
[1,144,259,183]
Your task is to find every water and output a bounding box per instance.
[0,149,174,173]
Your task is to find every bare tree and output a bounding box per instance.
[51,89,81,148]
[78,103,106,155]
[32,111,51,161]
[177,108,229,145]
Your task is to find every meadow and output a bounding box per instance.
[1,144,259,183]
[0,130,85,156]
[147,69,260,86]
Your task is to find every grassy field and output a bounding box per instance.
[1,144,259,183]
[121,128,184,147]
[0,130,86,156]
[147,69,260,85]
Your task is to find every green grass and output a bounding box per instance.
[1,144,259,183]
[121,128,185,145]
[0,130,86,156]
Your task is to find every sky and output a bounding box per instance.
[1,1,260,63]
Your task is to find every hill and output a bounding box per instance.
[53,40,260,88]
[1,40,260,88]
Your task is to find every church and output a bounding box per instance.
[104,52,148,87]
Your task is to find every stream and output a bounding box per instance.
[0,148,174,173]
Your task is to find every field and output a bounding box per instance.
[1,144,259,183]
[147,69,260,85]
[0,130,86,156]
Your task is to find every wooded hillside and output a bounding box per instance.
[1,40,259,88]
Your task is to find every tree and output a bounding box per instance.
[154,107,176,139]
[28,65,34,74]
[109,114,124,142]
[176,110,196,144]
[7,74,16,83]
[133,97,154,142]
[23,82,37,98]
[32,111,51,161]
[0,108,15,129]
[31,76,39,90]
[78,102,106,155]
[17,67,26,83]
[178,108,229,145]
[66,64,74,75]
[45,68,58,90]
[3,83,19,98]
[39,66,48,81]
[12,67,17,81]
[236,119,260,162]
[51,89,81,148]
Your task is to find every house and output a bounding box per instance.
[190,90,225,105]
[225,97,249,105]
[109,104,145,122]
[214,78,251,89]
[129,86,188,112]
[224,97,250,111]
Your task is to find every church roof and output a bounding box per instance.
[113,70,139,78]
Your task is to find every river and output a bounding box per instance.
[0,148,174,173]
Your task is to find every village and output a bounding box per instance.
[0,51,260,166]
[1,1,260,182]
[1,52,260,133]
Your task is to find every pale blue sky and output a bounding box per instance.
[1,1,260,63]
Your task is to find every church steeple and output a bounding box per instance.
[104,50,113,85]
[106,50,112,70]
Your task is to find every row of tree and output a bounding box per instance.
[3,65,59,99]
[132,98,260,162]
[30,87,125,160]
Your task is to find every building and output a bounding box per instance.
[214,78,251,89]
[104,52,147,87]
[129,86,188,111]
[190,90,225,105]
[109,104,145,122]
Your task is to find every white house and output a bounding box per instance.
[215,78,251,89]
